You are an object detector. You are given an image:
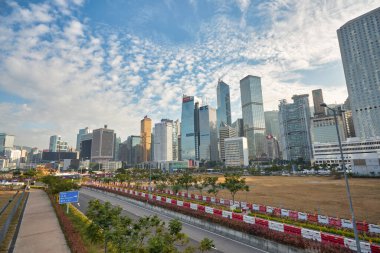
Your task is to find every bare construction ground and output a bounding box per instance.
[193,176,380,224]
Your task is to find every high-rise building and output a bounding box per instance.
[79,132,93,160]
[279,95,313,162]
[126,135,143,165]
[114,137,121,161]
[154,119,174,161]
[266,136,280,160]
[172,120,180,161]
[49,135,68,152]
[91,125,115,163]
[141,116,152,162]
[264,111,280,140]
[240,75,266,160]
[180,95,202,161]
[312,89,326,118]
[0,133,15,156]
[199,105,218,161]
[224,137,249,167]
[76,127,92,151]
[219,122,237,162]
[337,7,380,138]
[311,115,346,144]
[216,80,232,127]
[232,118,244,137]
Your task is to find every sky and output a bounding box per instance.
[0,0,379,149]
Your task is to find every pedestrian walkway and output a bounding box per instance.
[13,189,70,253]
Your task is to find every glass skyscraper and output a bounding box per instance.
[337,7,380,138]
[217,80,231,127]
[279,95,313,162]
[240,75,266,160]
[199,105,218,161]
[180,95,201,160]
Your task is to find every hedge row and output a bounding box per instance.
[89,186,350,253]
[48,194,88,253]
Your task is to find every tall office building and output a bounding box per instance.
[264,111,280,140]
[49,135,68,152]
[76,127,92,151]
[91,125,115,163]
[180,95,202,161]
[0,133,15,156]
[312,89,326,118]
[172,120,180,161]
[240,75,266,160]
[154,119,174,161]
[79,132,93,160]
[224,137,249,167]
[141,116,152,162]
[337,7,380,138]
[219,122,237,162]
[126,135,143,165]
[199,105,218,161]
[114,137,121,161]
[279,95,313,162]
[311,116,346,144]
[216,80,232,127]
[232,118,244,137]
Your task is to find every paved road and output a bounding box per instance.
[14,189,70,253]
[79,188,268,253]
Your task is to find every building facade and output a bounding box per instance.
[0,133,14,156]
[91,126,115,163]
[312,89,326,118]
[216,80,232,127]
[154,119,174,161]
[126,135,143,165]
[232,118,244,137]
[172,120,180,161]
[311,115,346,144]
[49,135,68,152]
[180,95,201,161]
[141,116,152,162]
[79,132,93,160]
[199,105,218,161]
[219,122,237,162]
[279,95,313,162]
[76,127,92,151]
[240,75,266,160]
[337,7,380,138]
[224,137,249,167]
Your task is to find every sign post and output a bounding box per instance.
[59,191,79,214]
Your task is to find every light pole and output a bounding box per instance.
[320,103,361,252]
[149,163,152,199]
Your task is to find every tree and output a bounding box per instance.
[193,176,208,196]
[86,200,124,253]
[206,176,221,198]
[41,175,80,195]
[199,238,215,253]
[178,172,194,195]
[221,173,249,206]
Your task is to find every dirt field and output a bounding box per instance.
[191,176,380,224]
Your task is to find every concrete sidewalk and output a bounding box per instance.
[14,189,70,253]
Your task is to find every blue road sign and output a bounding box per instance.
[59,191,79,204]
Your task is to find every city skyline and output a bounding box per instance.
[0,1,379,148]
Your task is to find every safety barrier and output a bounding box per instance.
[101,181,380,235]
[87,183,380,253]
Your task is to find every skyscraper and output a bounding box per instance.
[312,89,326,118]
[279,95,313,162]
[224,137,249,167]
[217,80,231,127]
[91,125,115,163]
[219,122,237,162]
[141,116,152,162]
[0,133,14,156]
[232,118,244,137]
[172,120,180,161]
[240,75,266,160]
[126,135,143,165]
[154,119,174,161]
[76,127,92,151]
[180,95,201,161]
[49,135,68,152]
[199,105,218,161]
[264,111,280,140]
[337,7,380,138]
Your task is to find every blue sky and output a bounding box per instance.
[0,0,378,149]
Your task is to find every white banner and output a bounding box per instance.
[253,204,260,211]
[281,209,289,217]
[166,198,172,204]
[269,221,284,232]
[301,228,321,242]
[344,238,371,253]
[156,196,161,201]
[369,224,380,234]
[266,206,273,214]
[298,212,307,220]
[205,206,214,214]
[203,196,207,201]
[243,215,255,224]
[177,200,183,207]
[318,215,329,224]
[341,219,353,229]
[211,197,216,203]
[220,199,225,204]
[222,210,232,219]
[190,203,198,210]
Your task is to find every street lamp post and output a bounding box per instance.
[320,103,361,252]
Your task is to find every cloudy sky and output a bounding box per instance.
[0,0,378,149]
